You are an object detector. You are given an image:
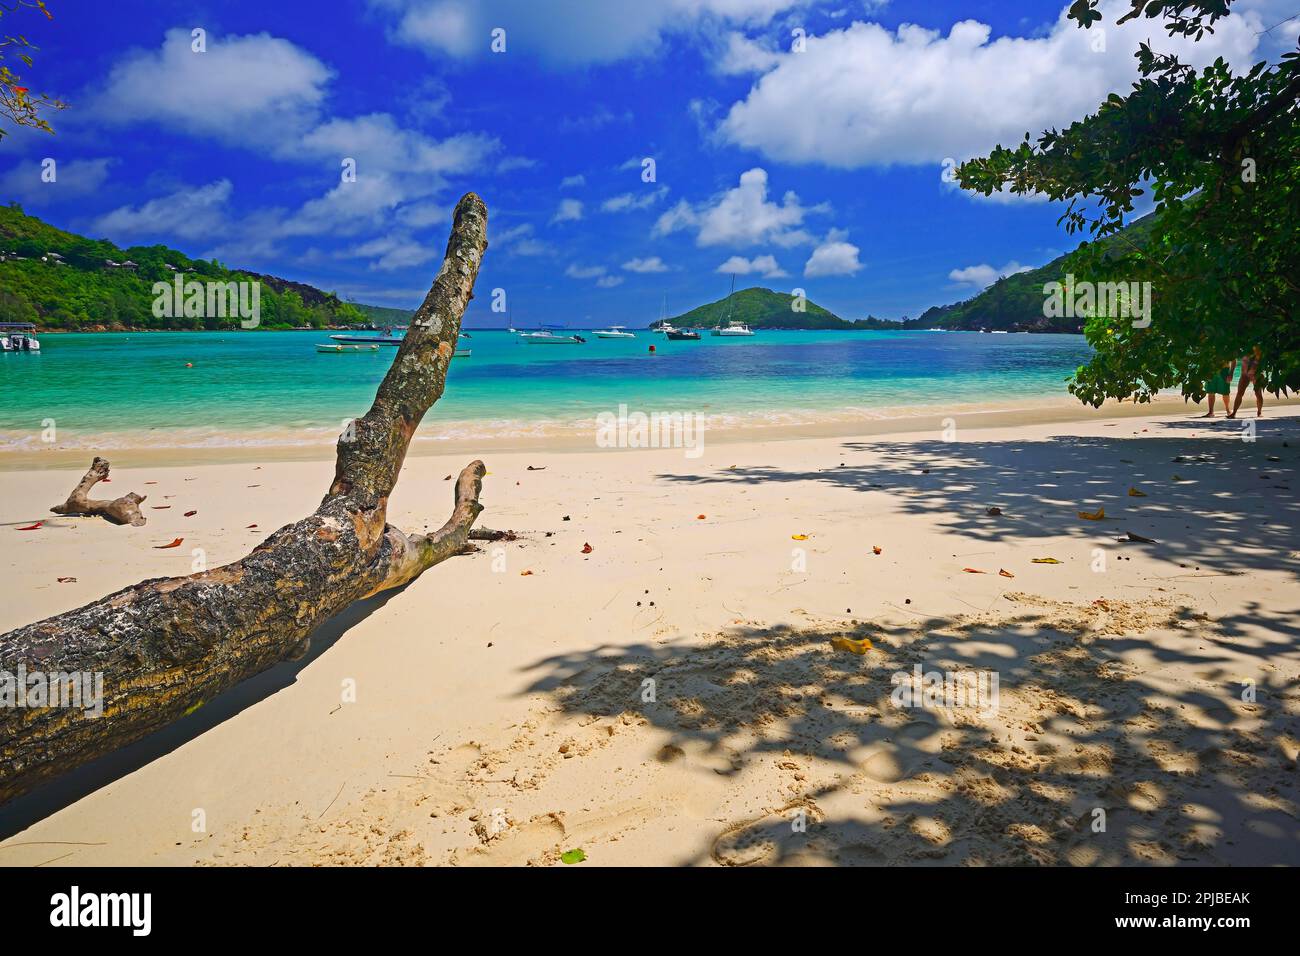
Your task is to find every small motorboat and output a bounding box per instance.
[330,326,404,346]
[594,326,636,339]
[520,329,585,344]
[665,328,700,340]
[316,343,380,353]
[0,322,41,352]
[712,320,754,336]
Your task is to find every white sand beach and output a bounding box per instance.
[1,403,1298,866]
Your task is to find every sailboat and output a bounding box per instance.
[710,275,754,335]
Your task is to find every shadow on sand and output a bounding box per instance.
[514,415,1299,864]
[0,586,411,842]
[520,599,1299,865]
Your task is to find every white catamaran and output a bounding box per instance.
[710,275,754,335]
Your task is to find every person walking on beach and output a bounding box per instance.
[1228,347,1265,419]
[1201,358,1236,417]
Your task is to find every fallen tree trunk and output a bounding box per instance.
[50,456,147,526]
[0,193,490,805]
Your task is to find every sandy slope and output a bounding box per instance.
[1,405,1298,866]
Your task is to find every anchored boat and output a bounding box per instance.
[520,324,585,344]
[594,325,636,339]
[316,343,380,353]
[0,322,40,352]
[329,326,404,346]
[709,275,753,335]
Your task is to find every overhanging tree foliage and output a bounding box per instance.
[957,0,1299,405]
[0,1,64,138]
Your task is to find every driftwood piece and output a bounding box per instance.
[0,193,490,805]
[49,456,147,526]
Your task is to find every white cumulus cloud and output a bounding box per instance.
[719,1,1270,168]
[803,230,862,277]
[653,167,823,248]
[94,28,332,142]
[93,179,233,242]
[717,254,787,278]
[623,256,671,273]
[551,198,584,223]
[949,260,1033,289]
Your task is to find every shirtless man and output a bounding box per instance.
[1228,348,1264,419]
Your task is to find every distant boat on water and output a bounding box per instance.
[316,343,379,353]
[0,322,40,352]
[594,325,635,339]
[520,325,585,344]
[709,276,753,336]
[330,327,403,346]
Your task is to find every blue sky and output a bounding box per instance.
[2,0,1295,326]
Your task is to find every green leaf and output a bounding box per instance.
[560,848,587,865]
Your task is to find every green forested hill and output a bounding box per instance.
[916,215,1156,332]
[663,286,856,329]
[355,303,415,326]
[0,203,371,330]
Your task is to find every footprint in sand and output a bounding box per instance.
[859,716,947,783]
[711,802,825,866]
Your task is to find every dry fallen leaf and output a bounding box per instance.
[581,542,593,554]
[872,546,882,555]
[1078,507,1105,521]
[791,534,810,541]
[154,537,184,549]
[999,568,1014,578]
[1128,487,1147,497]
[962,567,986,574]
[520,570,534,576]
[57,576,77,583]
[184,510,197,517]
[1032,557,1063,565]
[696,514,706,520]
[986,506,1003,516]
[17,522,42,531]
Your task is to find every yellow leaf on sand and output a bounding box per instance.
[1032,557,1063,565]
[1077,507,1105,521]
[999,568,1015,578]
[1128,487,1147,497]
[791,534,810,541]
[830,636,872,655]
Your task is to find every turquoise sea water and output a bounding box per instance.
[0,329,1093,450]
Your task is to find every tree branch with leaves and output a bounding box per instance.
[957,0,1299,406]
[0,0,64,138]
